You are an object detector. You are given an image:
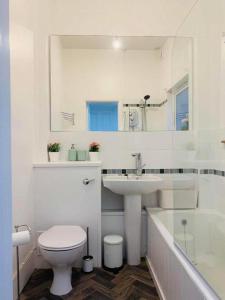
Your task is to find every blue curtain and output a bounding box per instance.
[88,102,118,131]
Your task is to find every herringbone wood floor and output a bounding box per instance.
[21,259,160,300]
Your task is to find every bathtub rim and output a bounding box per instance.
[147,208,220,300]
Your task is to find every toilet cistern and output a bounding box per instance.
[132,153,145,176]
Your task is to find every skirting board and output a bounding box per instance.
[13,248,35,300]
[146,256,166,300]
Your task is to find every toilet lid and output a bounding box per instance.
[38,225,86,250]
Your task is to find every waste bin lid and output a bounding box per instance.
[104,235,123,245]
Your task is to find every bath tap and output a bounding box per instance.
[132,153,146,176]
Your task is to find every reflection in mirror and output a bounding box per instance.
[50,35,192,132]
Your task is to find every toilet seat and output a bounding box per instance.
[38,225,86,251]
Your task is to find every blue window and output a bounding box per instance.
[176,87,189,131]
[87,102,118,131]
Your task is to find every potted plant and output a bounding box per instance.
[89,142,100,161]
[48,143,61,162]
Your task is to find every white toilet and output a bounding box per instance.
[38,225,86,296]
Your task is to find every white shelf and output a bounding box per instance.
[33,161,102,168]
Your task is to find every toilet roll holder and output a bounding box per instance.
[14,224,31,300]
[14,224,31,233]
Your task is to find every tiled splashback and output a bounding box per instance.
[47,131,195,169]
[102,168,198,174]
[102,166,225,212]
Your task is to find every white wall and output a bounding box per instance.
[34,0,197,166]
[10,0,36,296]
[55,48,163,131]
[102,211,147,257]
[34,165,102,267]
[160,37,193,130]
[32,0,197,214]
[50,36,64,129]
[50,131,196,169]
[171,37,192,86]
[7,0,198,281]
[174,0,225,157]
[21,1,199,273]
[174,0,225,212]
[0,0,13,299]
[176,0,224,131]
[8,0,219,297]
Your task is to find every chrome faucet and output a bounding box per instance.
[132,153,145,176]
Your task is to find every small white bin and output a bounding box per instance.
[104,235,123,269]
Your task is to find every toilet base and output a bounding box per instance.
[50,266,72,296]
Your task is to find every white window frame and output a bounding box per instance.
[168,74,192,131]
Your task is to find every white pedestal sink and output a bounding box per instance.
[103,174,163,265]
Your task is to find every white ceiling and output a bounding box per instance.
[48,0,199,37]
[59,35,169,50]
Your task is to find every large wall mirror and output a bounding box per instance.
[50,35,193,132]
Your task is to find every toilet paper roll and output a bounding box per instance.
[12,230,31,247]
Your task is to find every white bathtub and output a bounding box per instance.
[147,208,221,300]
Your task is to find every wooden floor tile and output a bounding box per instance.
[21,259,160,300]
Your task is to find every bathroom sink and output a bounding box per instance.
[103,174,163,195]
[103,174,163,266]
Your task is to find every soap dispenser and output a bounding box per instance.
[68,144,77,161]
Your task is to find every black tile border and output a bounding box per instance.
[102,168,225,178]
[101,168,198,175]
[200,169,225,177]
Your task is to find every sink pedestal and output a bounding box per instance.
[103,174,163,266]
[124,195,142,265]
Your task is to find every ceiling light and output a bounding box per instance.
[112,38,121,49]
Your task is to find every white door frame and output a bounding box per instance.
[0,0,13,299]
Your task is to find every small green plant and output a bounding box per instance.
[89,142,100,152]
[48,143,60,152]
